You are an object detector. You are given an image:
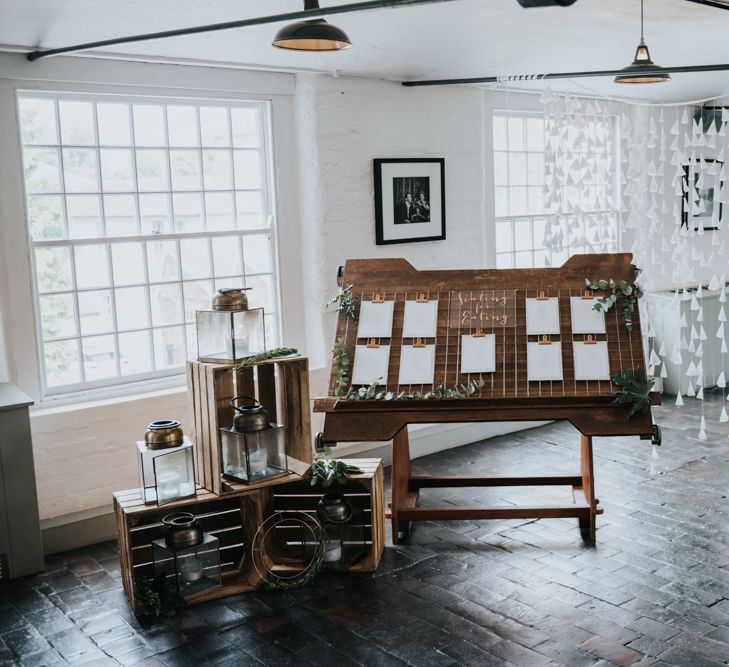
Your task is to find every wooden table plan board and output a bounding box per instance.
[314,254,661,542]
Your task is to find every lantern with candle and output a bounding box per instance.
[196,288,266,363]
[151,513,221,600]
[316,493,367,571]
[219,396,288,484]
[137,420,196,506]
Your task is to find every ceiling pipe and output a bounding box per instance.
[684,0,729,9]
[26,0,461,62]
[402,62,729,86]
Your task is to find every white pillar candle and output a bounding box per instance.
[323,539,342,563]
[249,448,268,476]
[156,469,181,501]
[180,555,203,583]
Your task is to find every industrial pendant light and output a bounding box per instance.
[273,0,352,52]
[615,0,670,83]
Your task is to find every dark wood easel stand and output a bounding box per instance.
[314,254,661,544]
[390,426,599,543]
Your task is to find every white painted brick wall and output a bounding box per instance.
[297,74,487,370]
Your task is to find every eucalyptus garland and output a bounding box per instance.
[331,337,351,397]
[328,284,358,321]
[585,278,644,332]
[234,347,298,368]
[343,378,485,401]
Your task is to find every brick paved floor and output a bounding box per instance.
[2,391,729,666]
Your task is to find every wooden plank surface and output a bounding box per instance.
[320,254,655,421]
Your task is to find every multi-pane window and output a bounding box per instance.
[18,93,280,396]
[492,112,619,269]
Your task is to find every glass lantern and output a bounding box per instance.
[152,513,221,600]
[317,493,367,572]
[137,420,196,506]
[219,396,288,484]
[196,288,266,363]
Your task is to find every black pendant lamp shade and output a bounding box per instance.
[273,0,352,51]
[615,0,670,83]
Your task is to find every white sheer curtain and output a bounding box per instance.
[541,89,729,439]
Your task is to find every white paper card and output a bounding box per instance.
[572,341,610,380]
[460,335,496,373]
[357,300,395,339]
[570,297,606,334]
[525,298,561,335]
[398,345,436,385]
[351,345,390,385]
[402,300,438,338]
[527,342,563,381]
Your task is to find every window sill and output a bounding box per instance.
[32,376,187,416]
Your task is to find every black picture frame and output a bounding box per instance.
[682,159,723,231]
[374,158,446,245]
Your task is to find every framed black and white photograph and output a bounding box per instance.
[682,159,723,231]
[374,158,445,244]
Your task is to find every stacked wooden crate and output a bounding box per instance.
[186,356,313,495]
[114,355,385,614]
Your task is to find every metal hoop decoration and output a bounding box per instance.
[251,511,323,588]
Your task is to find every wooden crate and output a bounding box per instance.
[263,459,385,573]
[113,486,265,615]
[114,459,385,613]
[187,356,313,496]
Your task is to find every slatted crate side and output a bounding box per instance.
[234,357,312,465]
[186,363,207,495]
[278,358,313,464]
[114,488,263,614]
[266,459,385,573]
[188,358,314,496]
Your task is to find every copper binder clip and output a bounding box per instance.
[472,328,485,338]
[366,338,380,348]
[581,289,593,300]
[584,335,597,345]
[371,293,385,303]
[536,290,548,301]
[538,335,551,345]
[413,337,426,348]
[416,293,429,303]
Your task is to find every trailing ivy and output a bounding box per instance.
[137,574,186,618]
[331,337,351,398]
[328,284,357,321]
[611,367,655,417]
[585,278,644,332]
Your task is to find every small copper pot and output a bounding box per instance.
[145,420,184,450]
[212,288,251,312]
[163,513,204,549]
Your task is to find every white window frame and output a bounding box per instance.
[0,56,304,408]
[490,109,621,269]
